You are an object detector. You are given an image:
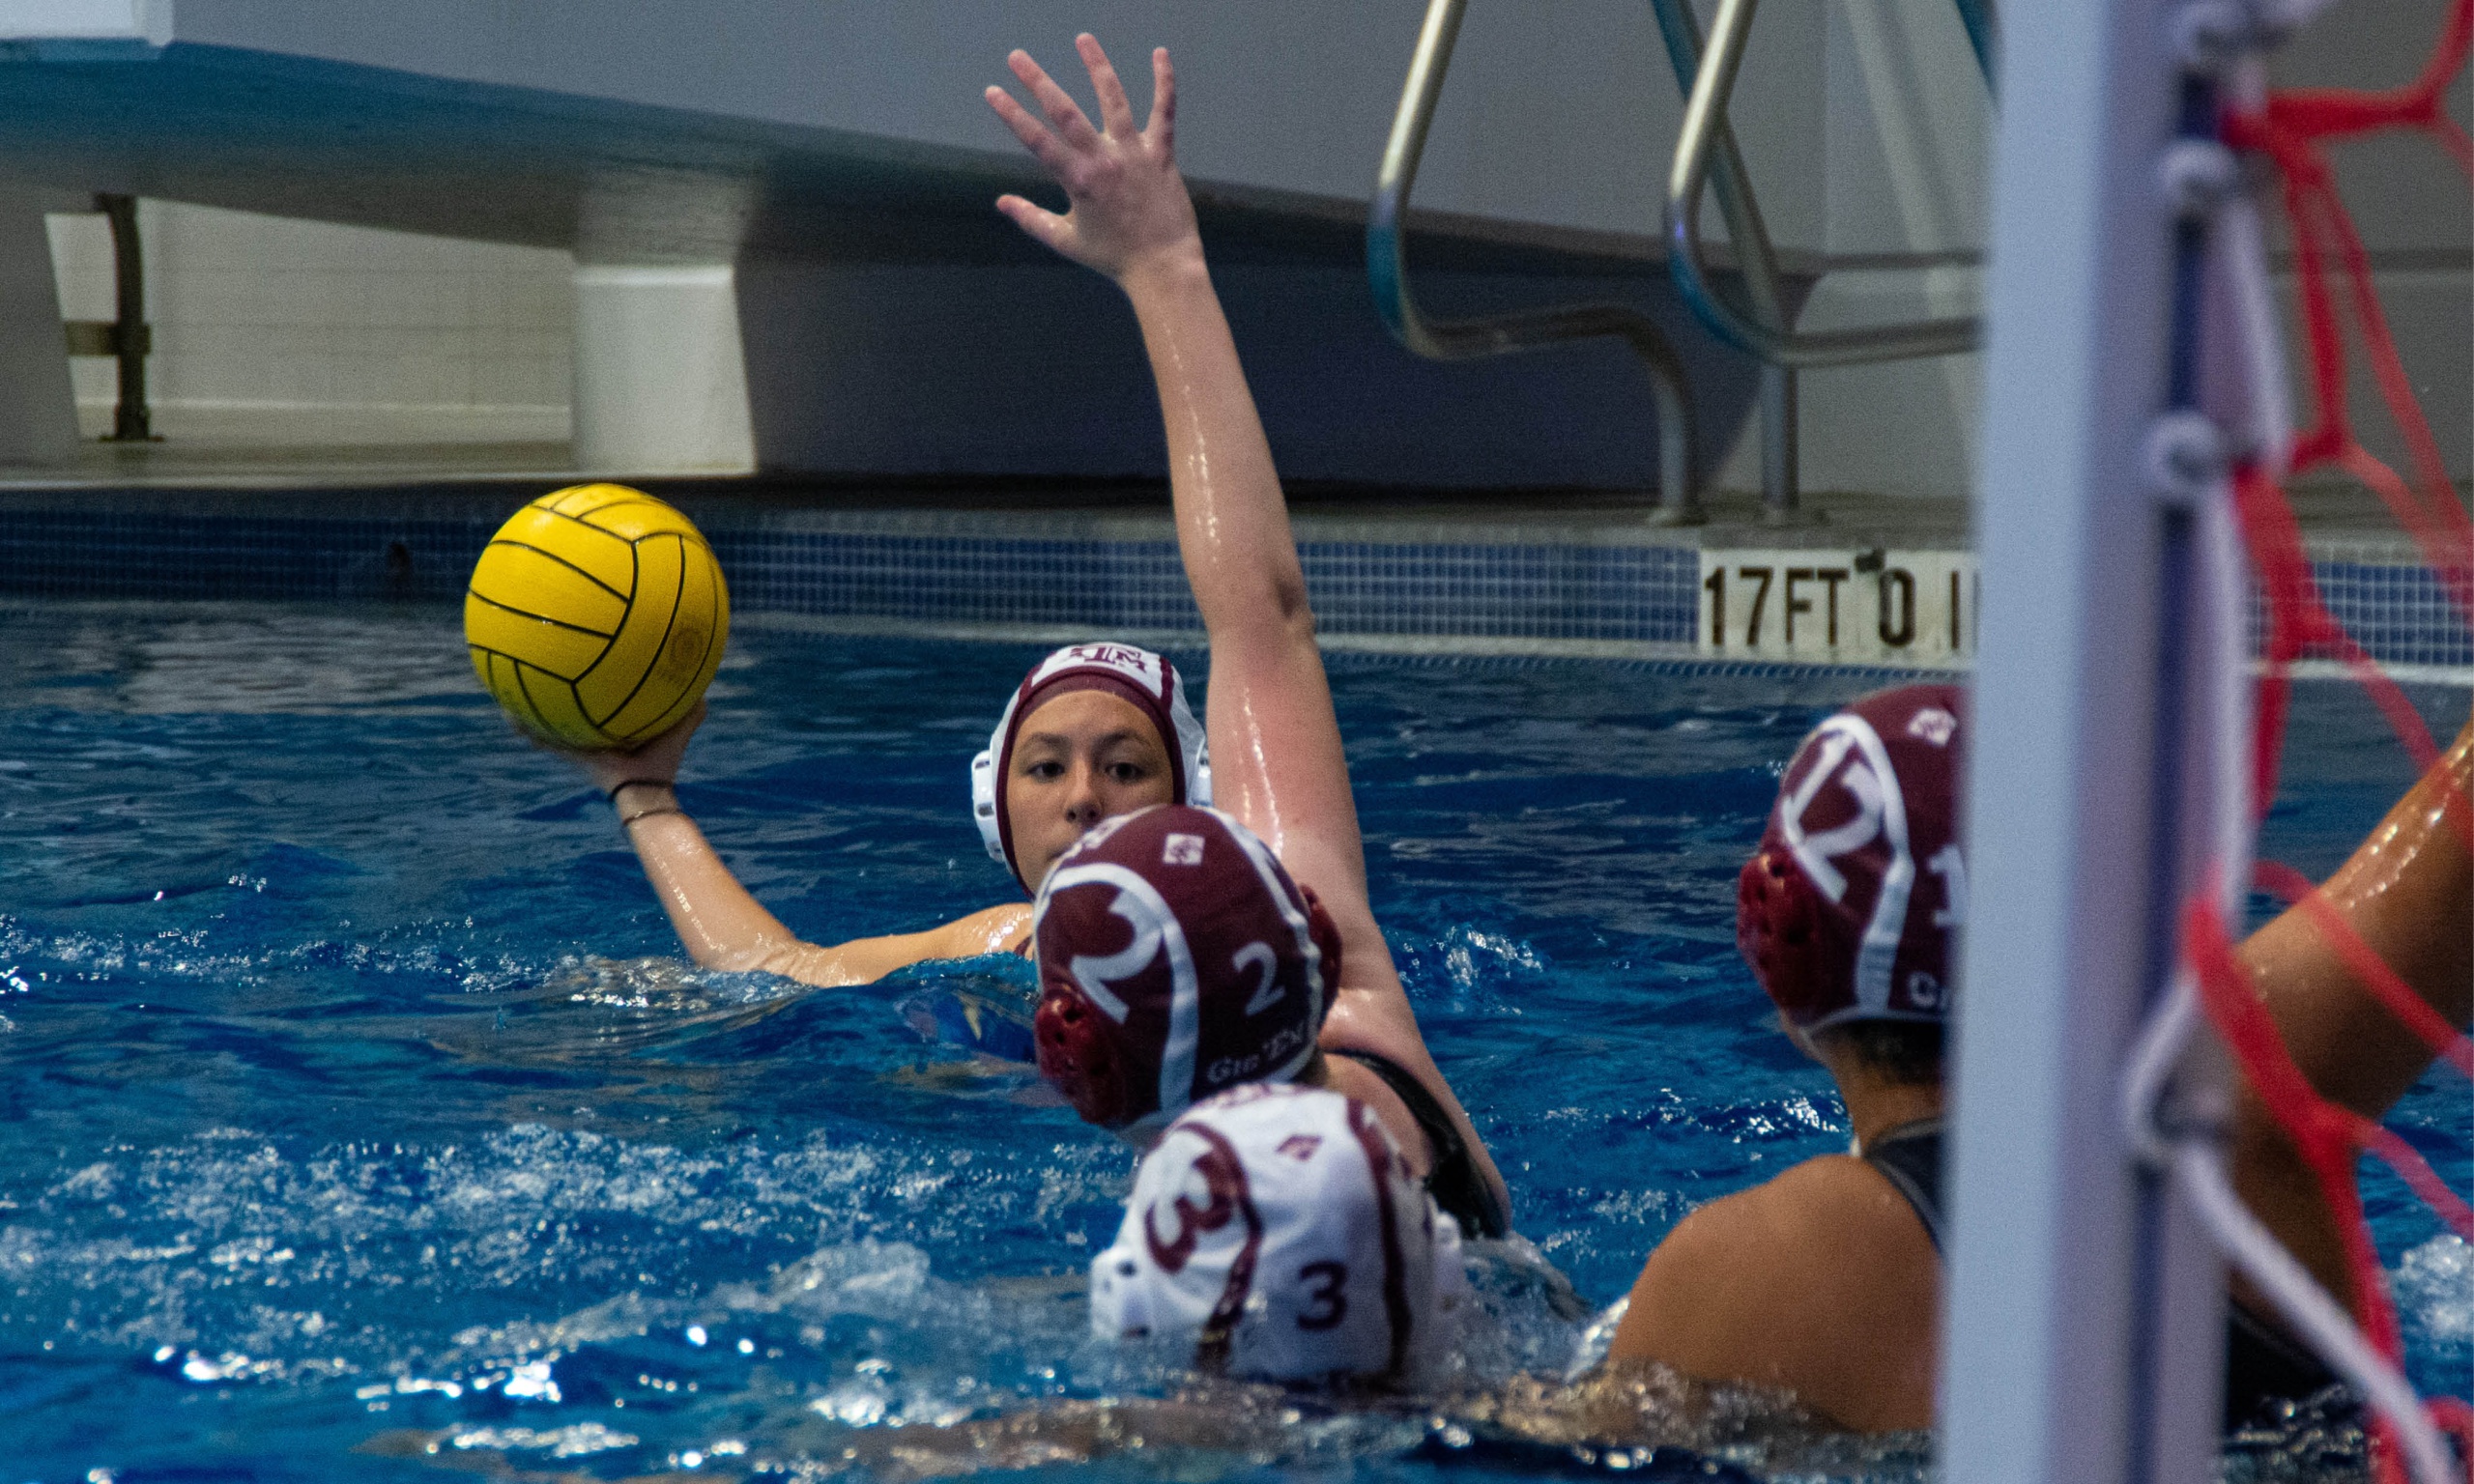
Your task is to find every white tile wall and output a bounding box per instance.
[45,201,573,444]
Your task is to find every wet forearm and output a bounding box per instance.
[613,784,803,971]
[2239,717,2474,1117]
[612,788,1030,986]
[2229,716,2473,1309]
[1118,253,1310,642]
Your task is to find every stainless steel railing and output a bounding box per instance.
[1368,0,1703,524]
[1645,0,1798,518]
[1371,0,1994,522]
[1665,0,1992,368]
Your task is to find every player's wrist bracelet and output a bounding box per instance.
[606,778,675,803]
[618,803,684,828]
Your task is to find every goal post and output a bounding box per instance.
[1941,0,2239,1479]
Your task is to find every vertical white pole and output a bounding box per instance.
[1942,0,2229,1480]
[0,186,82,466]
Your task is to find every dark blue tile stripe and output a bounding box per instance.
[0,502,2458,666]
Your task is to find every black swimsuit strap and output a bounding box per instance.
[1329,1048,1509,1239]
[1855,1117,2344,1429]
[1859,1117,1949,1255]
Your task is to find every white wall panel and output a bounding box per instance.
[47,200,570,443]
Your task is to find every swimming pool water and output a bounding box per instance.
[0,601,2463,1482]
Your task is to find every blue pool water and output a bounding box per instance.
[0,601,2464,1481]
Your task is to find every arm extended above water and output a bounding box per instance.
[569,702,1031,985]
[2231,704,2474,1303]
[985,36,1507,1219]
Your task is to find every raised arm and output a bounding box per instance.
[572,704,1030,986]
[982,42,1360,910]
[986,38,1506,1216]
[2231,706,2474,1299]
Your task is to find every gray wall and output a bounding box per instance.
[734,255,1759,485]
[13,0,2464,494]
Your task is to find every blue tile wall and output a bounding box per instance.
[715,530,1200,633]
[0,496,2457,671]
[0,506,490,604]
[2311,557,2474,671]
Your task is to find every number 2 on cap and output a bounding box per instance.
[1233,942,1284,1014]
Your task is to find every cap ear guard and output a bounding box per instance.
[1036,982,1136,1129]
[1090,1241,1155,1340]
[1738,846,1846,1027]
[970,747,1004,864]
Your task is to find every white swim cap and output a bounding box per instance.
[971,643,1211,892]
[1089,1084,1466,1384]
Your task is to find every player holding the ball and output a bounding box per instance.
[477,35,1505,1229]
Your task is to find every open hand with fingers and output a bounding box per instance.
[985,35,1198,286]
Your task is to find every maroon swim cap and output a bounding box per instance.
[1032,806,1341,1134]
[1738,684,1966,1030]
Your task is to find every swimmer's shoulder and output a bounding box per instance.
[1608,1154,1938,1433]
[928,901,1035,958]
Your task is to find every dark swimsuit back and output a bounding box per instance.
[1331,1048,1509,1240]
[1862,1119,2344,1431]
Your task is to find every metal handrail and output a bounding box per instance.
[1645,0,1800,518]
[1369,0,1700,523]
[1646,0,1788,333]
[1667,0,1988,367]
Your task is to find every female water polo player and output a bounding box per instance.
[1601,686,2473,1434]
[551,34,1507,1231]
[1032,805,1508,1237]
[834,1082,1763,1479]
[983,35,1510,1230]
[1088,1082,1467,1384]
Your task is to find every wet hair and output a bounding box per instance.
[1810,1020,1945,1087]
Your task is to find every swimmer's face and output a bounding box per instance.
[1007,689,1176,888]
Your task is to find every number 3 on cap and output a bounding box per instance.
[1297,1260,1348,1329]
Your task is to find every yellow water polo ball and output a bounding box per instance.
[464,484,731,751]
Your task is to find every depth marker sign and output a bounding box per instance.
[1696,549,1977,665]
